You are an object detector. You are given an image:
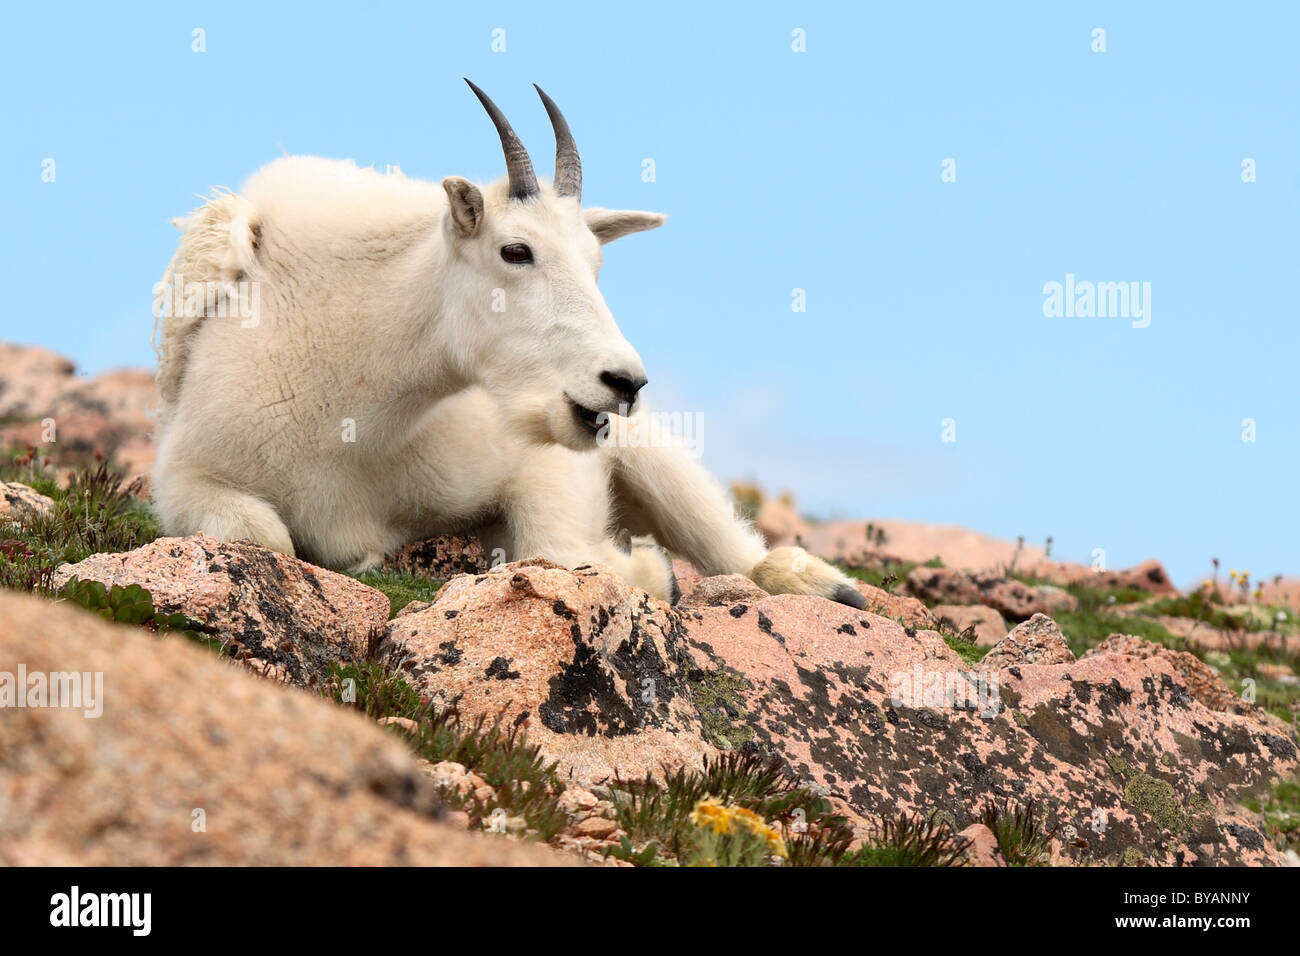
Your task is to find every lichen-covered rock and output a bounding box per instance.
[852,580,937,629]
[934,604,1008,647]
[686,593,1295,864]
[981,614,1076,670]
[1024,557,1179,597]
[1083,633,1251,715]
[385,533,489,580]
[0,590,573,866]
[0,481,54,521]
[904,566,1078,621]
[379,558,719,784]
[52,534,389,686]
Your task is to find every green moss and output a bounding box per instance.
[1013,710,1029,728]
[688,667,755,750]
[348,568,443,618]
[1122,846,1145,866]
[1124,772,1186,833]
[944,633,985,665]
[1106,752,1130,777]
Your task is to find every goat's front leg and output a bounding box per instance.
[484,444,678,602]
[608,428,866,609]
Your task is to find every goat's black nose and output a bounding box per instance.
[600,370,647,407]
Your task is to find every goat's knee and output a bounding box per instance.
[155,474,295,557]
[581,536,678,604]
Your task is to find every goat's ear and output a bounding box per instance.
[442,177,485,238]
[583,207,666,244]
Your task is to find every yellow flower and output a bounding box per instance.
[689,798,788,859]
[690,798,732,835]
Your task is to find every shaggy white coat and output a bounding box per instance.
[152,157,861,604]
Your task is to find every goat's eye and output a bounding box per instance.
[500,243,533,264]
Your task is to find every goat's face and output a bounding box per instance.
[440,82,665,450]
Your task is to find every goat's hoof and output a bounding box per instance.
[750,547,866,609]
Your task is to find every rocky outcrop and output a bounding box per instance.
[380,557,718,784]
[1022,558,1179,597]
[904,566,1078,621]
[933,604,1008,647]
[0,344,156,475]
[52,534,389,686]
[852,580,938,629]
[981,614,1076,670]
[385,533,490,580]
[1083,633,1252,716]
[30,536,1299,866]
[673,588,1291,864]
[0,590,573,866]
[0,481,54,521]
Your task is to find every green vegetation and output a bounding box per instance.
[1243,775,1300,852]
[838,560,917,592]
[59,575,193,631]
[0,456,161,596]
[842,812,966,867]
[979,799,1056,866]
[1051,609,1183,658]
[326,659,569,840]
[942,631,986,665]
[347,567,443,618]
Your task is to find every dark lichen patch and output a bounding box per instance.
[1224,822,1265,850]
[540,639,637,737]
[1021,702,1093,765]
[484,656,520,680]
[1259,734,1298,761]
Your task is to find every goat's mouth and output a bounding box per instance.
[566,395,606,436]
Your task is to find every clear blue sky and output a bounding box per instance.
[2,2,1295,585]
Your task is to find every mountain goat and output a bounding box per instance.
[151,81,865,609]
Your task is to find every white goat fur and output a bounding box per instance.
[152,154,862,605]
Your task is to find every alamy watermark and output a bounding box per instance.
[1043,274,1150,328]
[595,405,704,457]
[890,665,1000,718]
[153,272,261,328]
[1,665,103,718]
